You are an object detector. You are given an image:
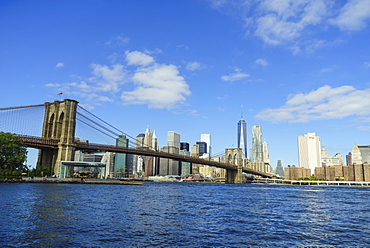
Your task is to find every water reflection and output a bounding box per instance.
[1,183,370,247]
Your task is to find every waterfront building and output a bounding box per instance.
[180,150,191,177]
[298,132,321,175]
[114,135,128,178]
[200,134,211,156]
[102,152,115,177]
[251,125,263,162]
[237,117,247,158]
[352,143,363,165]
[168,131,180,149]
[263,140,270,164]
[159,146,180,176]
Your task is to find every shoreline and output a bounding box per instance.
[1,177,370,187]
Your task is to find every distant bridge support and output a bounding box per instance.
[225,148,243,184]
[37,99,78,176]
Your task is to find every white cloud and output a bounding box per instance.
[125,50,154,66]
[211,0,370,53]
[255,85,370,123]
[330,0,370,31]
[91,64,126,92]
[255,58,269,66]
[255,0,327,45]
[46,50,191,109]
[121,64,190,109]
[186,61,203,71]
[221,68,250,81]
[56,62,64,68]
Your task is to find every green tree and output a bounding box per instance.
[0,132,27,172]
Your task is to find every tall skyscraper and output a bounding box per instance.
[298,132,321,175]
[180,142,190,151]
[196,141,207,156]
[237,115,247,158]
[114,135,128,177]
[168,131,180,149]
[263,140,270,164]
[252,125,263,162]
[275,160,284,177]
[351,143,363,165]
[200,134,211,156]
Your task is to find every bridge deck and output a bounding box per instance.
[18,134,272,178]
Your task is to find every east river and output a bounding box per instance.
[1,182,370,247]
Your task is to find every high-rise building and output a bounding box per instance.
[143,126,152,148]
[351,143,363,165]
[298,132,321,175]
[320,143,344,166]
[358,145,370,164]
[200,134,211,156]
[180,142,190,151]
[196,141,207,155]
[252,125,263,162]
[263,140,270,164]
[168,131,180,149]
[237,118,247,158]
[135,133,145,148]
[115,135,128,177]
[152,131,158,151]
[275,160,284,177]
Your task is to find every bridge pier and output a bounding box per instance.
[224,148,243,184]
[225,164,243,184]
[37,99,78,176]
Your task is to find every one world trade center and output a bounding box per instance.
[237,114,247,158]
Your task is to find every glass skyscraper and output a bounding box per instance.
[252,125,263,162]
[237,118,247,158]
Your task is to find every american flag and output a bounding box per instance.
[57,92,63,96]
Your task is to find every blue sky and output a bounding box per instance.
[1,0,370,168]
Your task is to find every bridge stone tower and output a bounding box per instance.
[225,148,243,184]
[37,99,78,176]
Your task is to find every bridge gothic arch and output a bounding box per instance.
[224,148,243,184]
[38,99,78,176]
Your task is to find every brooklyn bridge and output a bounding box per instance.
[0,99,272,183]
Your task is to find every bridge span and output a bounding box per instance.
[2,99,273,183]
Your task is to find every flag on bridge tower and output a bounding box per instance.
[57,92,63,96]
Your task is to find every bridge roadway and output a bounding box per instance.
[18,135,271,178]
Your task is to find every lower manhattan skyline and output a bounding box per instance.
[1,1,370,168]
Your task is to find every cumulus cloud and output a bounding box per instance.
[221,68,250,81]
[90,64,126,92]
[45,50,191,109]
[255,58,269,66]
[255,85,370,123]
[210,0,370,53]
[121,64,190,109]
[56,62,64,68]
[330,0,370,31]
[125,50,154,66]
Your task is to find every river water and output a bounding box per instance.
[1,182,370,247]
